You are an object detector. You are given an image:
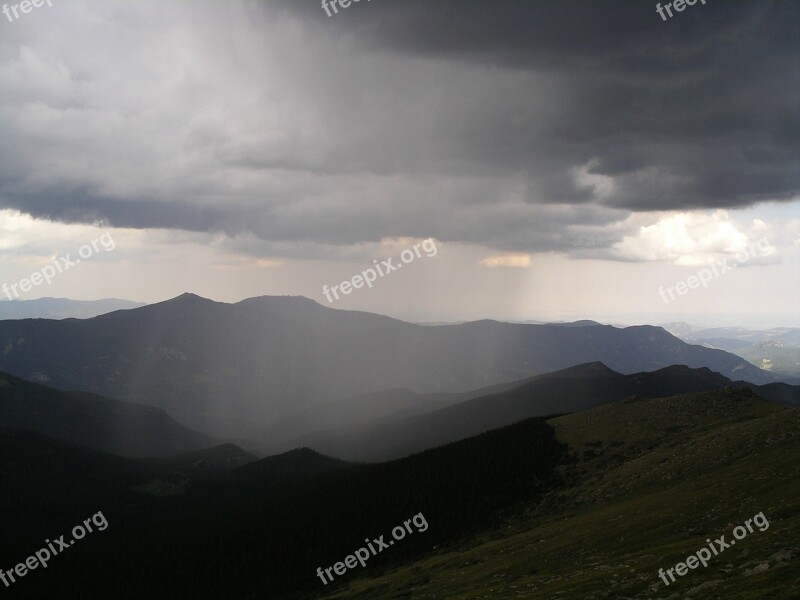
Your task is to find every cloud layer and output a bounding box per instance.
[0,0,797,262]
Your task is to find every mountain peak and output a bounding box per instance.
[555,320,605,328]
[543,362,620,378]
[236,295,318,305]
[151,293,222,309]
[169,292,211,303]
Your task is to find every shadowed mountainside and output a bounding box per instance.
[0,417,565,599]
[264,362,800,461]
[3,387,796,599]
[0,370,216,457]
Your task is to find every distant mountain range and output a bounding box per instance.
[0,297,144,320]
[664,322,800,377]
[663,322,800,347]
[264,362,800,462]
[0,293,787,437]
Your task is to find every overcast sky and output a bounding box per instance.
[0,0,798,326]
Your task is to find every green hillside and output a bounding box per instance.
[320,388,800,599]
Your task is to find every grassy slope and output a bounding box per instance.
[319,389,800,599]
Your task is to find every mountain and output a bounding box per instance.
[664,322,800,347]
[736,340,800,376]
[664,322,800,377]
[552,319,605,327]
[1,416,565,600]
[0,293,783,436]
[322,388,800,600]
[0,297,144,320]
[268,362,800,462]
[0,430,254,552]
[256,380,544,452]
[206,446,352,488]
[3,387,796,599]
[0,369,216,457]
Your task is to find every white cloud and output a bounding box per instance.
[611,211,767,265]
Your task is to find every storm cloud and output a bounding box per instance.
[0,0,797,258]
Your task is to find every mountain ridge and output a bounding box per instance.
[0,293,784,437]
[0,297,145,320]
[0,369,216,457]
[270,361,799,461]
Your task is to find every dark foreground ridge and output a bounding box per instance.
[0,417,565,599]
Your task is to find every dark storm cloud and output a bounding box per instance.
[298,0,788,78]
[292,0,798,211]
[0,0,796,257]
[0,188,231,233]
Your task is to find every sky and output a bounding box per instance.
[0,0,798,326]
